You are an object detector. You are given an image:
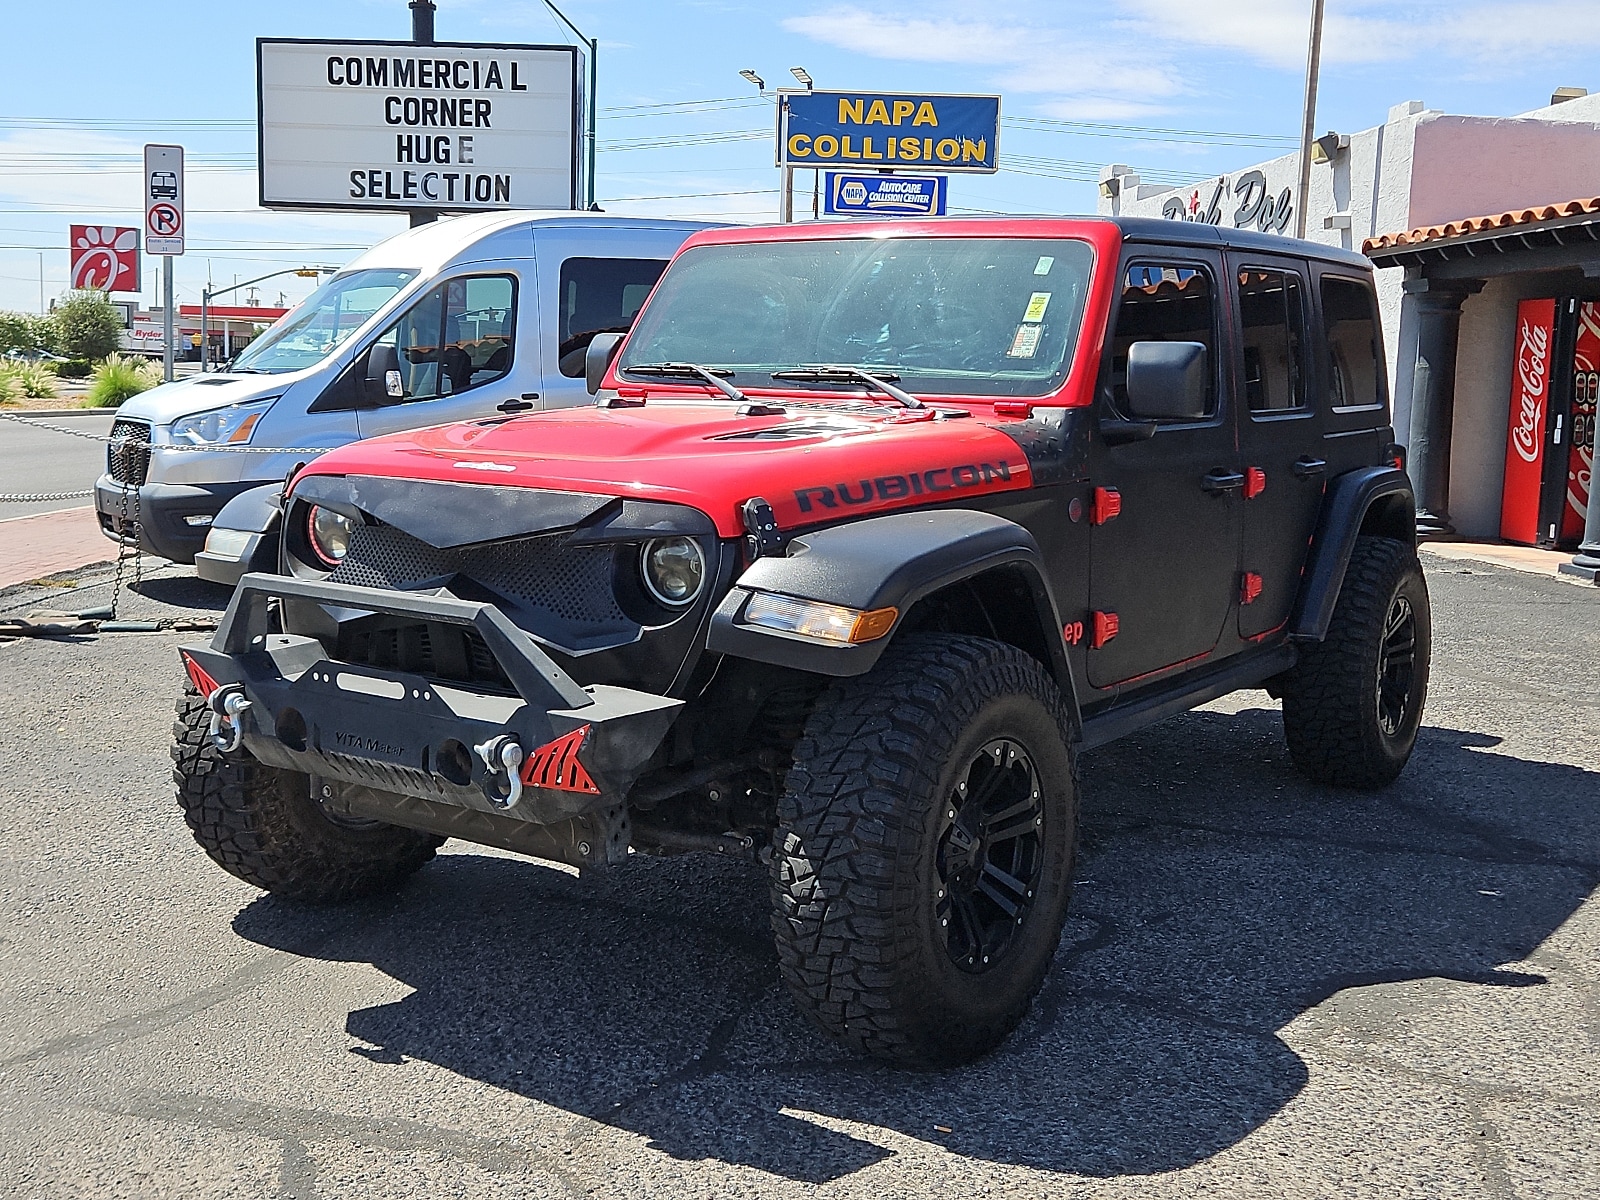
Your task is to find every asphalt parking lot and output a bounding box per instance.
[0,555,1595,1199]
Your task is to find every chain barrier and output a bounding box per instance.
[0,409,335,458]
[0,490,93,502]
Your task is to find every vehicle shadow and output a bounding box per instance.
[231,706,1600,1181]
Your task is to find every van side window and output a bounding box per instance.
[1239,268,1308,412]
[1321,276,1383,410]
[559,257,669,377]
[379,275,516,402]
[1111,263,1219,418]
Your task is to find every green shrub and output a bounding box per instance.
[56,358,93,379]
[84,353,161,408]
[0,310,60,355]
[0,372,19,405]
[0,362,58,399]
[53,291,124,361]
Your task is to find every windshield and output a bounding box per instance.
[229,268,418,373]
[617,237,1094,397]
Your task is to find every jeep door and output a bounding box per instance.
[1086,251,1243,690]
[355,270,527,438]
[1227,257,1322,640]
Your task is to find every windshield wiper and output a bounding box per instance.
[769,365,923,409]
[621,362,746,403]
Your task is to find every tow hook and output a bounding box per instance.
[475,734,525,810]
[207,685,252,754]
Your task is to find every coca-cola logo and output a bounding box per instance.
[1512,318,1549,464]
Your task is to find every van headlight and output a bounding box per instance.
[640,537,705,607]
[170,397,277,446]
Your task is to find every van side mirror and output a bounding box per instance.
[1125,341,1209,422]
[585,331,626,395]
[364,342,403,405]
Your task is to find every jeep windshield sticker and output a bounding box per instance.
[1007,326,1043,359]
[1023,292,1051,323]
[794,459,1018,513]
[1033,256,1054,276]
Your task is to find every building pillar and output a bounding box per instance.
[1403,276,1483,535]
[1559,458,1600,583]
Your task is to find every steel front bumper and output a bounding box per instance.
[179,573,682,842]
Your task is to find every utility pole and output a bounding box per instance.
[409,0,439,228]
[1295,0,1327,240]
[38,252,44,314]
[540,1,599,210]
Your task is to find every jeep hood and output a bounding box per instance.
[293,401,1032,537]
[109,372,294,425]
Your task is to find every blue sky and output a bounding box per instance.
[3,0,1599,314]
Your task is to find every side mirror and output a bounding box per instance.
[1125,341,1209,422]
[585,331,626,395]
[364,342,404,405]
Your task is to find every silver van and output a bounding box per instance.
[95,212,715,565]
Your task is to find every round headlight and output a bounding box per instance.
[307,505,353,568]
[641,537,705,607]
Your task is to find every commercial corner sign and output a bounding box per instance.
[257,38,579,213]
[144,144,185,256]
[780,91,999,174]
[70,225,140,292]
[825,173,946,217]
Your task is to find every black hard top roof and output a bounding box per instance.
[1107,216,1373,270]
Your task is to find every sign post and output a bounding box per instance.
[144,144,185,382]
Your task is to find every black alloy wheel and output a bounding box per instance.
[1376,593,1417,737]
[936,738,1044,972]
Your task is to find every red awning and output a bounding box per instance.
[177,305,289,320]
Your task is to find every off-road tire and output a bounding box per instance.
[171,690,444,902]
[1281,536,1431,789]
[771,634,1078,1066]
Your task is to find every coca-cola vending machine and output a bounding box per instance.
[1500,298,1598,547]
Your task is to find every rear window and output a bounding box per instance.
[1321,276,1383,410]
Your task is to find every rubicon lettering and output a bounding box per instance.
[794,461,1015,513]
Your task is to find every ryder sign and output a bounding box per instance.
[1500,298,1557,543]
[257,38,579,213]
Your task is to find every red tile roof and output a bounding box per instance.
[1364,196,1600,253]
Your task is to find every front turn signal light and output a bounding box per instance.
[741,593,898,644]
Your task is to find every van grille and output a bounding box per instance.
[108,419,151,485]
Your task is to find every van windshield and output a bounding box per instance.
[617,237,1095,397]
[229,268,417,373]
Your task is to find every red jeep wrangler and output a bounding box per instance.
[174,218,1428,1066]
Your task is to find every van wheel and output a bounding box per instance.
[1281,536,1431,789]
[171,690,443,903]
[770,635,1078,1067]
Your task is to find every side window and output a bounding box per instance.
[379,275,515,403]
[558,257,668,377]
[1238,268,1308,413]
[1321,276,1383,410]
[1111,263,1219,419]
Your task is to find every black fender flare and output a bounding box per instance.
[706,509,1081,728]
[212,482,284,535]
[1289,466,1416,641]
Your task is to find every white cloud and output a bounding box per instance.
[1124,0,1600,71]
[781,6,1187,119]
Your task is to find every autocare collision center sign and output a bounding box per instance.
[257,39,579,212]
[780,91,999,173]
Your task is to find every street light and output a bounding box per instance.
[739,69,765,91]
[538,0,600,211]
[200,266,337,372]
[789,66,813,90]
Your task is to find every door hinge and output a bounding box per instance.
[1092,610,1120,648]
[1090,486,1122,525]
[1240,572,1264,605]
[1244,467,1267,499]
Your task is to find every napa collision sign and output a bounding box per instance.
[257,38,580,213]
[779,91,999,173]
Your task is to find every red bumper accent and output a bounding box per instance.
[181,650,221,698]
[521,725,601,795]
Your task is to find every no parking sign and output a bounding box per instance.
[144,144,185,255]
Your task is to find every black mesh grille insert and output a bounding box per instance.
[108,419,151,485]
[329,521,630,635]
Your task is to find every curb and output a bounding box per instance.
[1,407,112,418]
